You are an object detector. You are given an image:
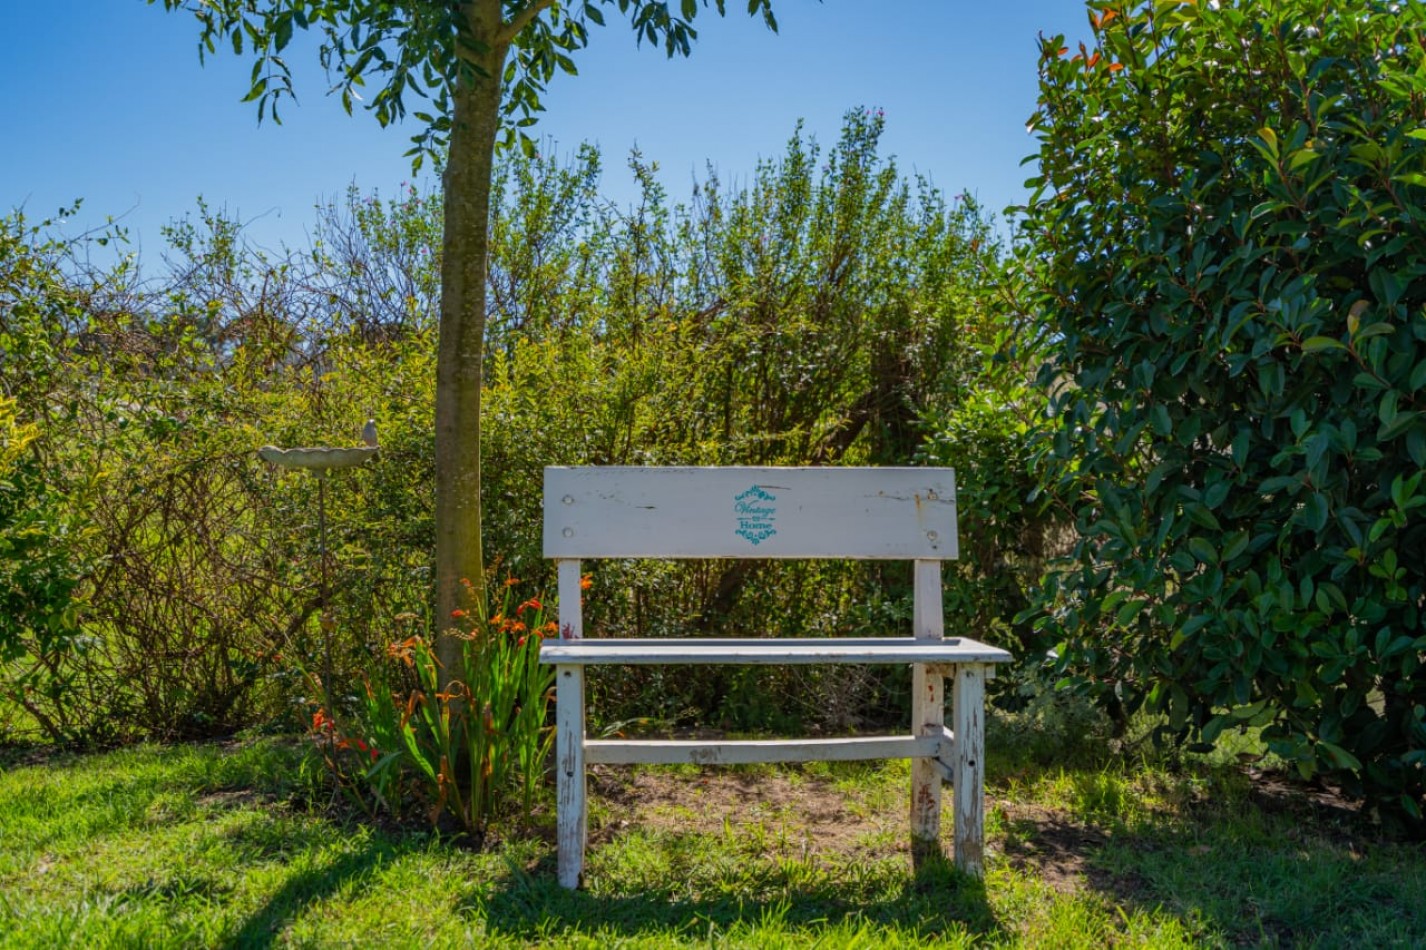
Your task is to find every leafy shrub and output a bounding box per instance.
[1026,0,1426,821]
[477,110,1005,730]
[0,212,97,744]
[920,385,1053,655]
[987,659,1116,772]
[0,393,87,742]
[321,578,556,833]
[3,110,1014,747]
[86,453,303,740]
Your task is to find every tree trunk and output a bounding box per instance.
[435,0,507,682]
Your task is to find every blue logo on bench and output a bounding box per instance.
[734,485,777,545]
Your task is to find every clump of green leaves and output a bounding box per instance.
[921,385,1050,654]
[323,577,557,833]
[0,211,97,744]
[1026,0,1426,821]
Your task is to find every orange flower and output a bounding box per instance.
[386,636,423,667]
[517,596,542,616]
[580,574,593,591]
[450,608,467,619]
[503,576,520,588]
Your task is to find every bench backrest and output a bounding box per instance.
[543,466,958,560]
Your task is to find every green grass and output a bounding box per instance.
[0,738,1422,948]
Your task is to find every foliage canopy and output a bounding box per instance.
[154,0,779,162]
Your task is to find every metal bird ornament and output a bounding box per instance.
[362,417,379,448]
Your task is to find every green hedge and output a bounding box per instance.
[1026,0,1426,822]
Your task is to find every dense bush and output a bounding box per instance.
[0,211,100,742]
[1,200,438,742]
[1,111,1032,754]
[476,111,1020,728]
[1026,0,1426,821]
[920,383,1051,655]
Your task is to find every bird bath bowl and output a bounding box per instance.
[258,445,378,471]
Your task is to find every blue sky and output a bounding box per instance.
[0,1,1090,259]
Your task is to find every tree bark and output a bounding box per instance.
[435,0,508,682]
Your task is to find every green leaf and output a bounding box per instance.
[1354,321,1395,341]
[1202,715,1228,743]
[1150,403,1171,436]
[1287,147,1319,171]
[1231,699,1268,721]
[1301,335,1345,353]
[1257,125,1279,157]
[1380,411,1420,442]
[1115,598,1144,627]
[1222,531,1249,562]
[1231,428,1250,468]
[1187,536,1217,563]
[1318,741,1362,772]
[274,12,294,52]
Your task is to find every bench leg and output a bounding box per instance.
[952,663,987,876]
[910,662,945,864]
[556,663,586,889]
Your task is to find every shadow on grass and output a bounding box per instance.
[464,848,1003,944]
[1011,767,1426,947]
[224,841,394,948]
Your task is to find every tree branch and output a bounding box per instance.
[497,0,558,47]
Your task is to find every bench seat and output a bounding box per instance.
[541,636,1012,666]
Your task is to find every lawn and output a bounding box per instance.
[0,736,1421,948]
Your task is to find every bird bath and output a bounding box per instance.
[257,445,379,470]
[258,425,378,716]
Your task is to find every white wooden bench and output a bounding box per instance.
[539,466,1011,888]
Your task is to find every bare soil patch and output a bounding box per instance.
[998,800,1108,893]
[589,763,1134,891]
[590,764,903,861]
